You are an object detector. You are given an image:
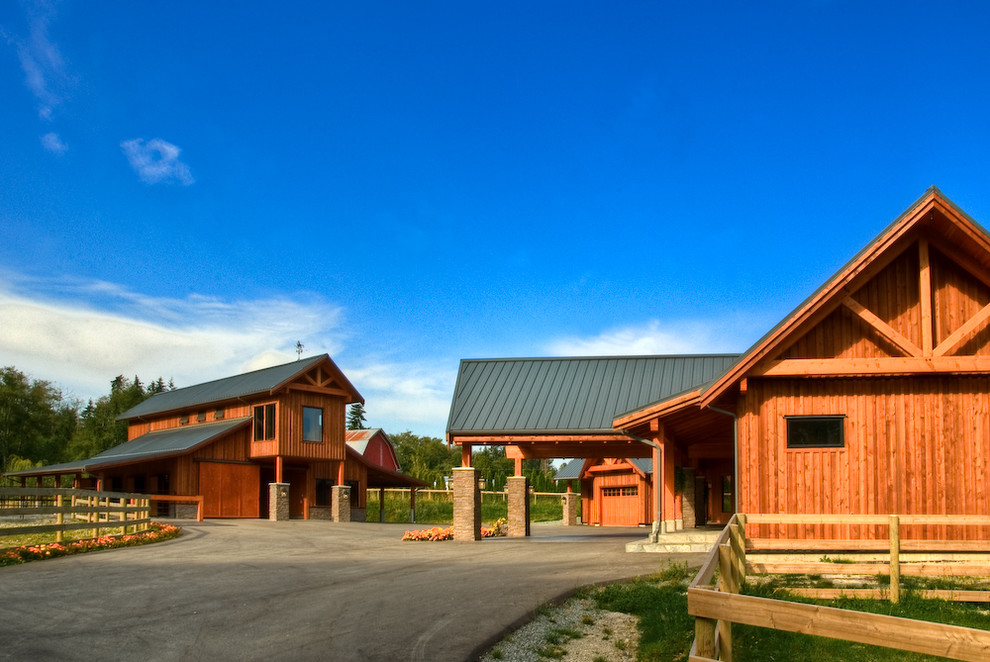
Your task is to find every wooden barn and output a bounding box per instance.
[344,428,427,519]
[451,188,990,541]
[10,355,423,520]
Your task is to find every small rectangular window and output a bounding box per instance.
[786,415,845,448]
[303,406,323,442]
[253,403,276,441]
[214,408,225,420]
[179,415,189,425]
[197,411,206,422]
[721,475,733,513]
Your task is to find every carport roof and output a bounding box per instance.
[446,355,739,436]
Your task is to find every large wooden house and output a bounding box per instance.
[11,355,423,520]
[452,188,990,540]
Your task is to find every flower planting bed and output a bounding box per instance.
[1,522,182,566]
[402,517,507,541]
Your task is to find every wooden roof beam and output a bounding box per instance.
[841,296,923,357]
[933,300,990,357]
[754,356,990,377]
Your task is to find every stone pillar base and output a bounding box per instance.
[331,485,351,522]
[562,492,578,526]
[507,475,530,537]
[269,483,290,521]
[681,467,697,528]
[453,467,481,541]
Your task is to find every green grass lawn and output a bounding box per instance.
[364,491,571,524]
[582,564,990,662]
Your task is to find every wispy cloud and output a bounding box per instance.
[0,273,344,402]
[545,317,767,357]
[120,138,195,185]
[40,131,67,154]
[342,360,456,434]
[4,0,72,121]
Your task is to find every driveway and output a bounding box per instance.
[0,520,704,661]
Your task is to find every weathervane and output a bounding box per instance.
[295,340,304,360]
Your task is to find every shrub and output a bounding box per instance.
[0,522,182,567]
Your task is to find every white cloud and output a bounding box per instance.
[4,1,72,121]
[120,138,194,185]
[545,317,765,357]
[341,360,455,436]
[41,131,67,154]
[0,274,344,403]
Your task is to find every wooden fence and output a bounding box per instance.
[687,513,990,662]
[0,487,151,543]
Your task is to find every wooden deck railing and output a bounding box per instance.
[0,487,151,542]
[687,513,990,662]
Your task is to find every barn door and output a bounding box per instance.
[200,462,261,518]
[600,485,641,526]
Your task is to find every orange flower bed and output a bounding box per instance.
[1,522,182,566]
[402,517,507,541]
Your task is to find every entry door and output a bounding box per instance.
[286,467,308,518]
[200,462,261,518]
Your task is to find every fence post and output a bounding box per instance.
[695,617,717,659]
[889,514,900,603]
[717,542,735,661]
[55,494,64,543]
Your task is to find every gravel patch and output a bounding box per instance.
[478,595,638,662]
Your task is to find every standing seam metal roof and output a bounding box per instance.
[118,355,333,420]
[446,355,740,434]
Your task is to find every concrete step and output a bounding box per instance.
[626,529,722,554]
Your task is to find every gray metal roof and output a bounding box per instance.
[553,457,653,481]
[447,355,739,435]
[86,417,252,469]
[119,355,328,420]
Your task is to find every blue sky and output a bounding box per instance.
[3,1,990,438]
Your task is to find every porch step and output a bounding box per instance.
[626,529,722,554]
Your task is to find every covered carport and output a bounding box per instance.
[445,354,738,541]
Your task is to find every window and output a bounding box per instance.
[601,486,638,497]
[214,408,225,420]
[721,475,733,513]
[786,415,845,448]
[197,411,206,423]
[179,415,189,425]
[303,406,323,443]
[253,403,276,441]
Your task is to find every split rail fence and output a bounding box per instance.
[0,487,151,543]
[687,513,990,662]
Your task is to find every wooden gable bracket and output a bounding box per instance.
[933,300,990,357]
[841,296,923,357]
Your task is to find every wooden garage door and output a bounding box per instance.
[600,486,641,526]
[200,462,260,518]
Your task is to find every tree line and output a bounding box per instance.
[0,366,562,493]
[0,366,172,480]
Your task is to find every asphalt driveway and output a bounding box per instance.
[0,520,704,661]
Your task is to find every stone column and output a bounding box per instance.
[506,475,531,537]
[562,492,578,526]
[452,466,481,541]
[332,485,351,522]
[269,482,290,521]
[681,467,697,528]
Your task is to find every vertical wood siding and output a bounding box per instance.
[739,377,990,540]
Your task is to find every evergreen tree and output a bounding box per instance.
[0,367,77,473]
[66,374,168,460]
[346,403,368,430]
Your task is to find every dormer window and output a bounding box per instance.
[253,403,276,441]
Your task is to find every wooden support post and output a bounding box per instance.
[337,459,345,485]
[276,456,284,484]
[514,457,522,476]
[890,514,901,603]
[718,543,736,662]
[695,617,717,660]
[409,487,416,524]
[379,487,386,523]
[55,494,64,543]
[461,443,472,468]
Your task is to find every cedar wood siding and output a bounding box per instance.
[738,234,990,540]
[738,376,990,541]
